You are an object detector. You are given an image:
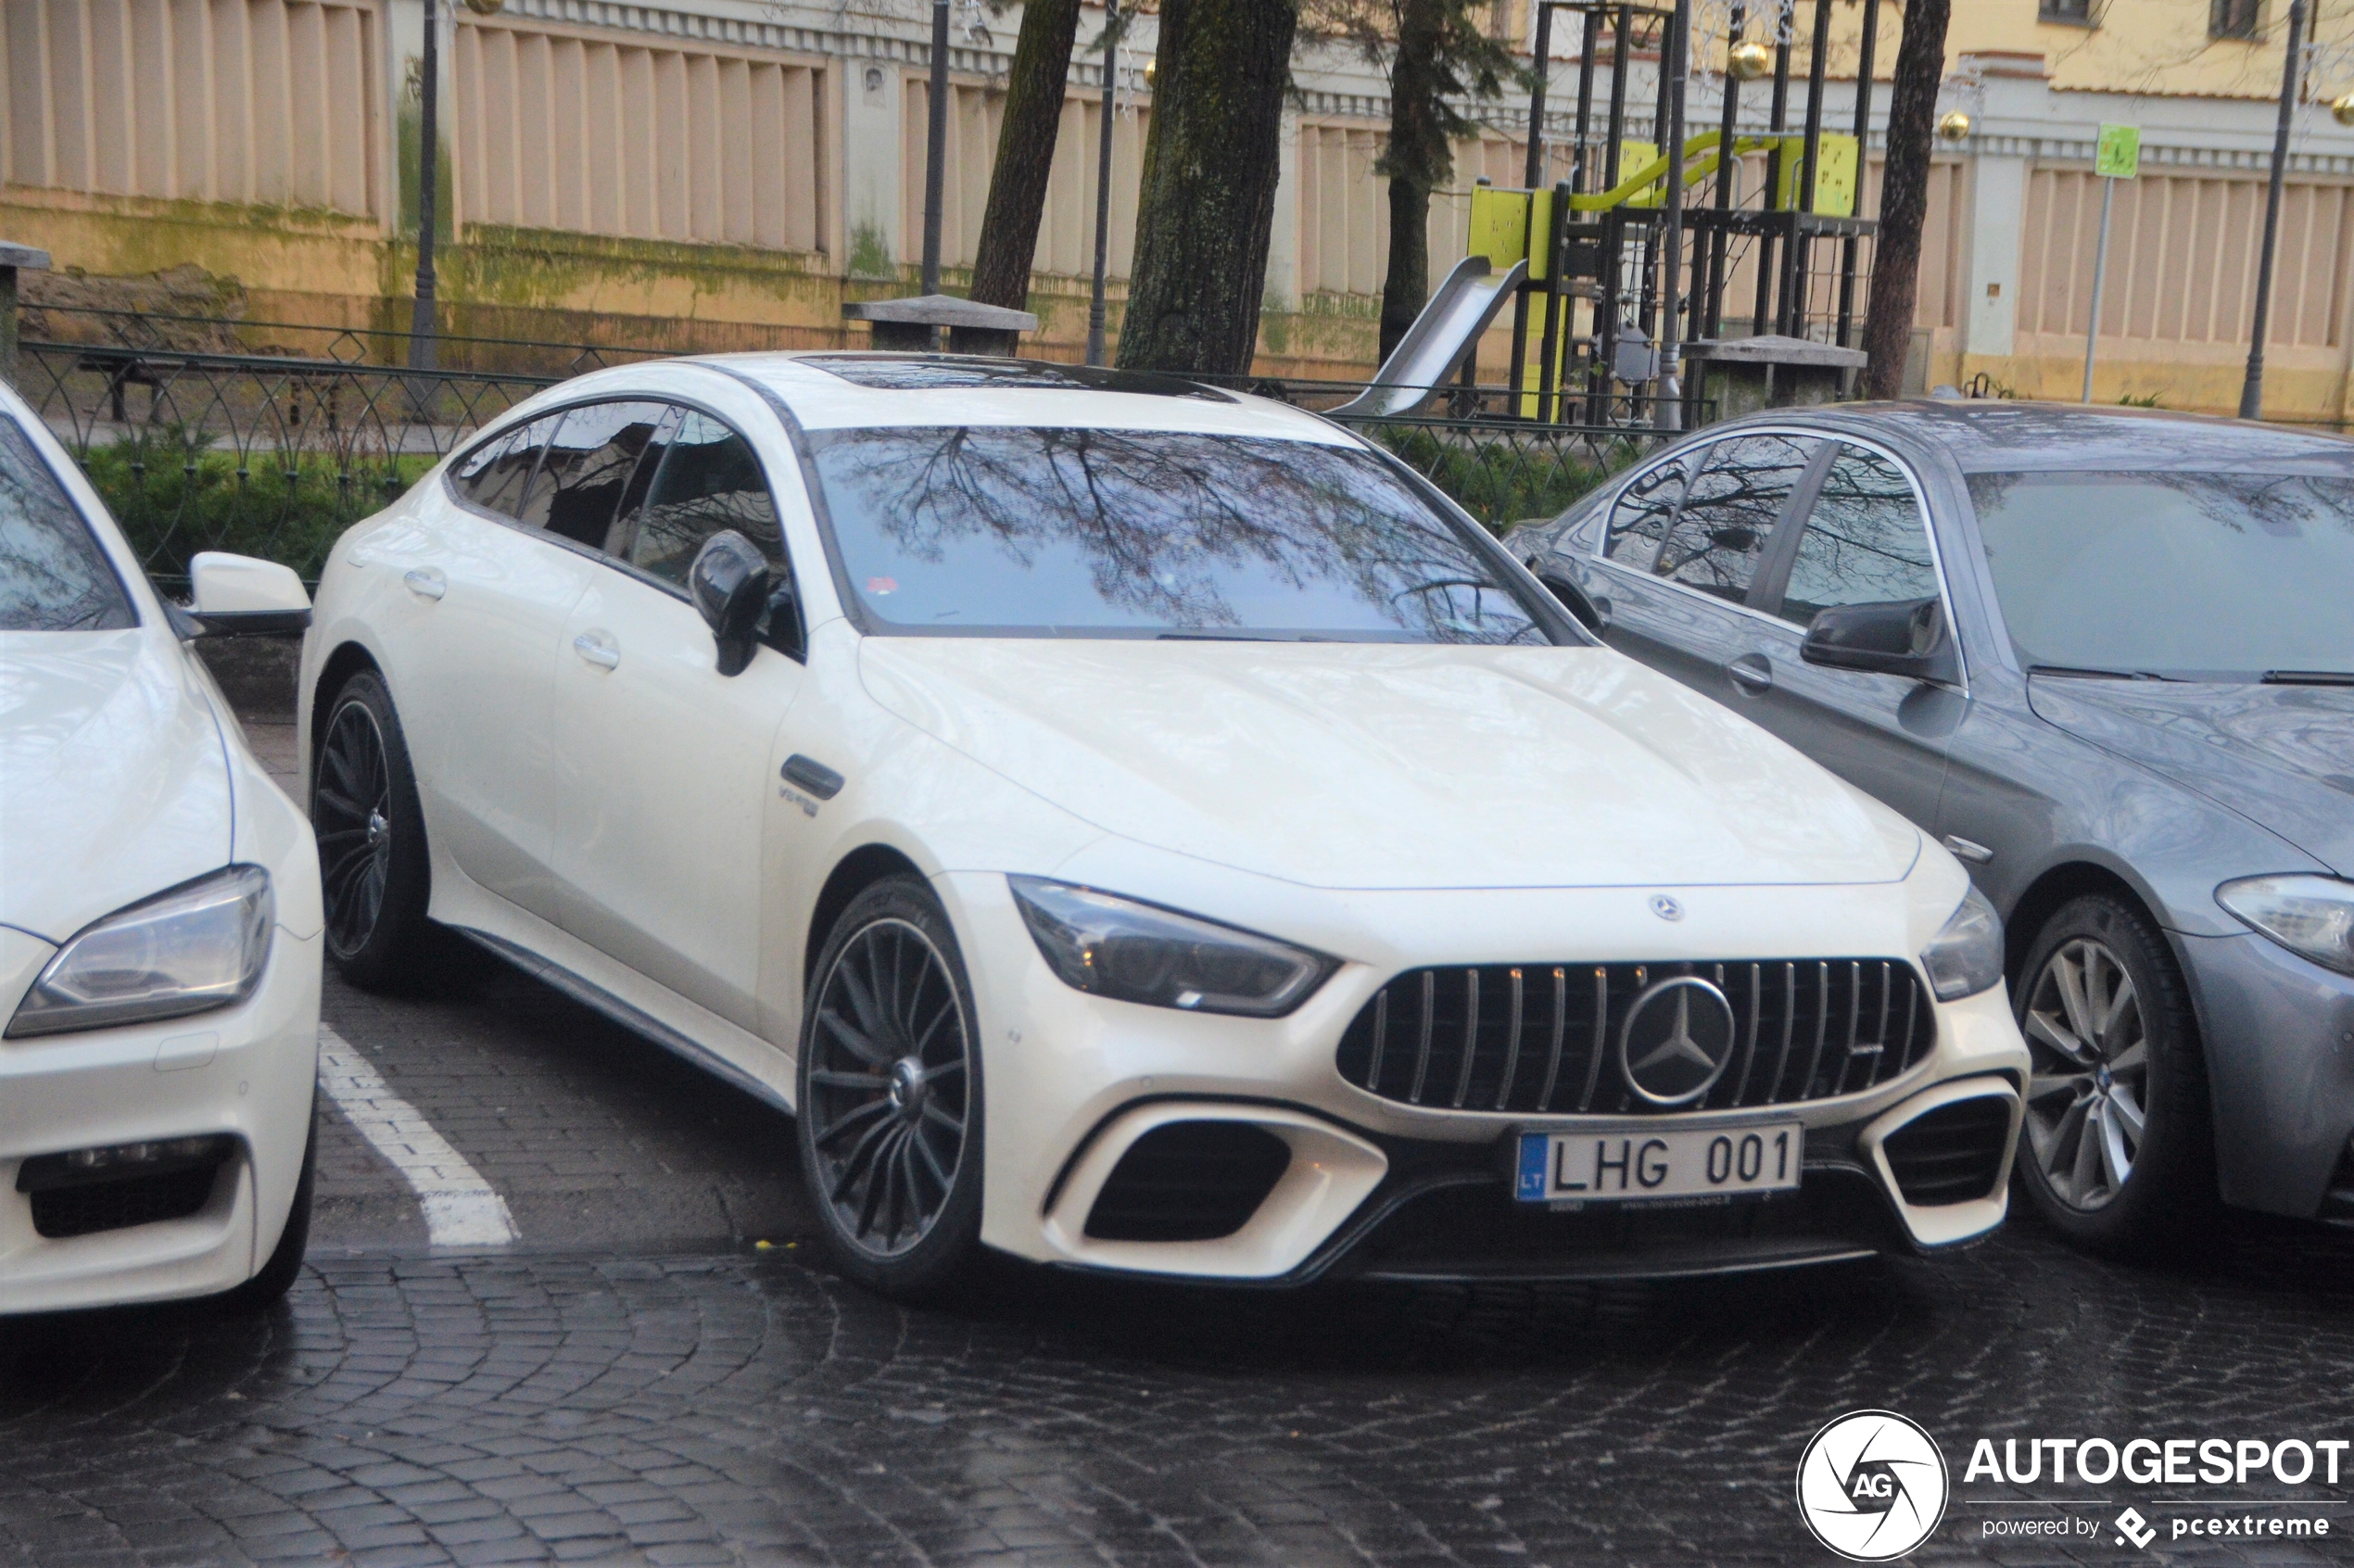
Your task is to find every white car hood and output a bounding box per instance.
[0,630,233,941]
[859,639,1918,891]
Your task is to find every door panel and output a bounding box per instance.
[1737,443,1959,830]
[385,418,591,920]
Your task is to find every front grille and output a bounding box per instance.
[29,1164,221,1239]
[1335,958,1935,1116]
[1880,1095,2013,1207]
[1084,1122,1293,1242]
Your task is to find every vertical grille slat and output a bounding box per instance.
[1450,969,1482,1108]
[1336,956,1936,1117]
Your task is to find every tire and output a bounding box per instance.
[796,875,988,1302]
[312,669,462,992]
[2013,893,2215,1256]
[213,1105,315,1313]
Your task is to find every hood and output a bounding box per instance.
[2028,677,2354,876]
[0,630,234,940]
[859,639,1919,891]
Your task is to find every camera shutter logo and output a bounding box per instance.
[1795,1410,1949,1562]
[1617,976,1737,1106]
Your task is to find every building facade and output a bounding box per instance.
[2,0,2348,419]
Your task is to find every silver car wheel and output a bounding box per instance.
[804,917,971,1259]
[2021,937,2149,1211]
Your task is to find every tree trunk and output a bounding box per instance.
[968,0,1084,312]
[1860,0,1950,400]
[1115,0,1299,376]
[1377,0,1451,364]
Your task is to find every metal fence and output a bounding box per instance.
[18,325,1669,588]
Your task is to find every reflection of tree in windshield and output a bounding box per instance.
[808,426,1544,643]
[0,423,136,632]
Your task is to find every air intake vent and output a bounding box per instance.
[1881,1095,2013,1207]
[1335,959,1935,1116]
[29,1165,222,1239]
[1084,1122,1292,1243]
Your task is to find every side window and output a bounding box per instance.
[0,418,136,631]
[1776,445,1941,627]
[1656,434,1819,603]
[449,413,559,521]
[1601,454,1690,574]
[629,411,786,586]
[525,401,670,550]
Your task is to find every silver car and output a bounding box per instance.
[1510,401,2353,1255]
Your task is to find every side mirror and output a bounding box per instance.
[1800,597,1960,686]
[185,551,312,637]
[1531,562,1611,635]
[688,530,771,677]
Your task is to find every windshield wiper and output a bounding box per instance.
[2262,669,2354,686]
[2027,664,2179,682]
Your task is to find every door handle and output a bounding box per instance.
[572,632,620,670]
[402,566,446,601]
[1727,653,1774,695]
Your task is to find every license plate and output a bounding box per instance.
[1514,1122,1802,1206]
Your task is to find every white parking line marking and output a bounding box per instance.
[318,1025,517,1248]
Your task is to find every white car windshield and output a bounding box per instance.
[1968,469,2354,678]
[804,425,1553,644]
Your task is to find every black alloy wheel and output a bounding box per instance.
[310,671,448,991]
[797,876,985,1299]
[2013,892,2214,1255]
[315,698,393,962]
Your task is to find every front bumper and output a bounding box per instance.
[941,870,2030,1284]
[0,929,321,1315]
[2177,929,2354,1220]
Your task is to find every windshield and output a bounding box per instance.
[804,425,1553,643]
[1968,470,2354,677]
[0,418,136,632]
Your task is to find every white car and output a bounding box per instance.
[0,382,323,1315]
[300,354,2031,1298]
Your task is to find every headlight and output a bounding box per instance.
[2216,874,2354,977]
[1920,884,2005,1001]
[6,866,273,1039]
[1008,876,1336,1018]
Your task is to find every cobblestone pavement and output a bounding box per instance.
[6,688,2349,1566]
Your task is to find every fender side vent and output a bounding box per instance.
[1084,1122,1292,1243]
[1881,1096,2012,1207]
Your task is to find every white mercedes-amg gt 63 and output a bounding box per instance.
[300,353,2029,1298]
[1,381,322,1315]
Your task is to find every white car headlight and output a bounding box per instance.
[1008,876,1335,1018]
[2216,874,2354,977]
[1920,884,2005,1002]
[6,866,273,1039]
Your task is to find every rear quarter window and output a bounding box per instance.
[0,418,136,631]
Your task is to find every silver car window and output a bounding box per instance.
[1776,445,1940,627]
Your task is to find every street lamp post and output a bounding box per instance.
[1085,2,1120,368]
[921,0,951,335]
[2239,0,2307,422]
[409,0,442,377]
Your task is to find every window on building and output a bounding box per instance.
[2039,0,2095,25]
[2211,0,2261,39]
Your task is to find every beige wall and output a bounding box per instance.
[3,0,386,219]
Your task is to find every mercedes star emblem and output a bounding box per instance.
[1618,976,1739,1106]
[1650,894,1684,921]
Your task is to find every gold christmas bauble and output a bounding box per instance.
[1727,40,1773,82]
[1936,110,1972,142]
[462,0,505,14]
[2333,91,2354,128]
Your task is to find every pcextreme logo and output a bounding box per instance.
[1795,1410,1952,1562]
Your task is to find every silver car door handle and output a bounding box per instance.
[1727,653,1773,694]
[573,632,620,670]
[403,566,446,601]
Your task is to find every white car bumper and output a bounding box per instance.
[0,928,321,1315]
[940,870,2030,1284]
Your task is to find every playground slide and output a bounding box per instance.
[1325,254,1528,421]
